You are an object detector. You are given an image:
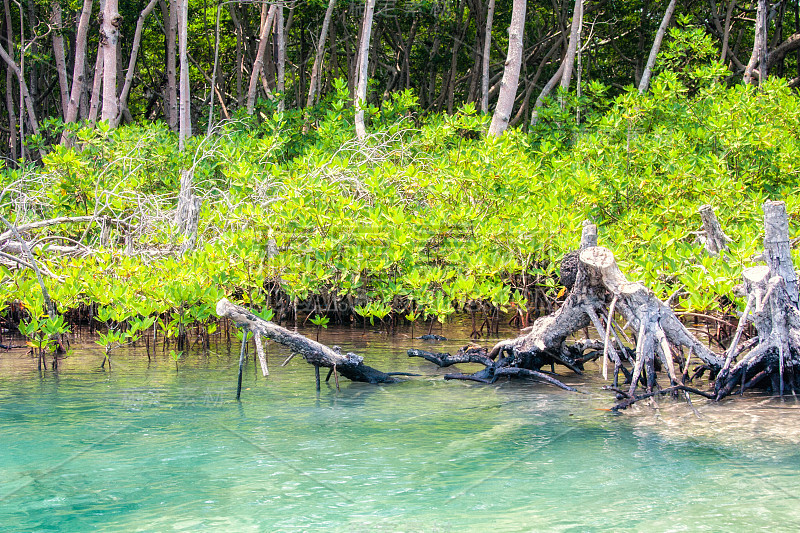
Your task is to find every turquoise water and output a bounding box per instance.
[2,325,800,532]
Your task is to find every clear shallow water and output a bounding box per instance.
[2,324,800,532]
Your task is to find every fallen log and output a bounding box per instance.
[216,298,403,393]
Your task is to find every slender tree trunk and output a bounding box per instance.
[346,6,358,96]
[306,0,336,108]
[720,0,736,63]
[744,0,768,84]
[263,4,277,87]
[62,0,93,137]
[446,0,466,114]
[488,0,525,136]
[466,0,484,104]
[559,0,582,90]
[229,4,244,104]
[3,0,17,159]
[511,35,564,127]
[116,0,158,126]
[0,42,42,142]
[88,43,103,123]
[326,12,339,94]
[163,0,178,130]
[276,4,285,112]
[101,0,120,123]
[354,0,376,139]
[26,0,37,108]
[246,4,277,114]
[178,0,190,149]
[18,2,25,156]
[402,16,418,90]
[481,0,495,114]
[51,2,69,114]
[638,0,678,94]
[531,61,566,124]
[796,0,799,79]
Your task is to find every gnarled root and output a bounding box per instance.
[408,346,577,391]
[714,266,800,400]
[715,201,800,400]
[578,247,722,409]
[409,223,722,406]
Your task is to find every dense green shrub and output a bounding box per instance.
[2,73,799,336]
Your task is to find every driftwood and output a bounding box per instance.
[216,298,403,395]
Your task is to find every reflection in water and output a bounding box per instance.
[1,322,800,531]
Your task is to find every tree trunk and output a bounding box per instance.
[246,4,277,114]
[488,0,525,136]
[720,0,736,63]
[354,0,376,139]
[763,200,799,307]
[744,0,768,84]
[51,1,69,114]
[62,0,93,138]
[276,4,285,112]
[715,200,800,400]
[402,16,418,90]
[3,0,17,160]
[116,0,158,126]
[446,0,466,114]
[481,0,495,114]
[162,0,178,130]
[638,0,678,94]
[229,4,244,104]
[88,43,103,123]
[559,0,582,90]
[178,0,190,149]
[306,0,336,108]
[100,0,120,123]
[0,42,42,146]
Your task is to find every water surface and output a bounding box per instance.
[2,324,799,531]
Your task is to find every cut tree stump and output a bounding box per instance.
[216,298,403,388]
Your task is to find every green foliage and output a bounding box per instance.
[20,314,70,357]
[2,72,800,339]
[656,18,730,93]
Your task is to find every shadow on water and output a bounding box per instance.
[2,319,800,531]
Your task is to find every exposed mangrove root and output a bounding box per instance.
[714,265,800,399]
[712,201,800,400]
[408,221,725,406]
[216,298,401,390]
[607,384,716,411]
[408,347,577,391]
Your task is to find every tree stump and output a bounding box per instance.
[713,201,800,399]
[411,222,726,407]
[697,204,732,256]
